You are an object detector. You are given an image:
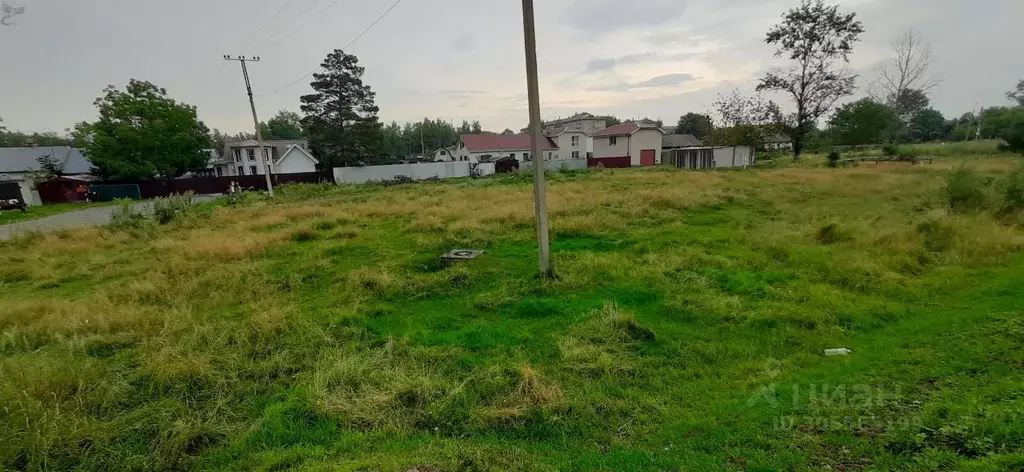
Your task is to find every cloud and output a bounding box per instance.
[564,0,689,34]
[583,52,709,73]
[588,73,696,92]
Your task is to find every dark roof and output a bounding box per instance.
[0,146,92,174]
[662,134,703,148]
[461,134,557,152]
[591,121,663,138]
[765,133,791,143]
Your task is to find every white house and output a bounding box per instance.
[217,140,319,177]
[0,146,92,205]
[545,127,590,160]
[433,146,457,162]
[455,134,558,165]
[591,122,665,168]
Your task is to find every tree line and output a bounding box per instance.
[667,1,1024,158]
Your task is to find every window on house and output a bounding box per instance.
[247,149,255,161]
[572,151,580,159]
[250,165,258,175]
[571,136,580,146]
[233,149,241,162]
[609,137,618,146]
[237,166,245,175]
[547,152,553,160]
[524,152,531,161]
[216,167,224,177]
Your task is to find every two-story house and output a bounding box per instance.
[590,122,665,168]
[545,127,589,160]
[215,140,319,177]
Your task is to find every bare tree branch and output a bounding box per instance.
[874,30,943,115]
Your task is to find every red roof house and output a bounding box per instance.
[590,122,665,168]
[457,134,558,163]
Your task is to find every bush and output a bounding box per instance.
[1000,167,1024,213]
[151,192,197,225]
[108,199,149,230]
[944,167,992,214]
[882,144,899,157]
[826,151,841,168]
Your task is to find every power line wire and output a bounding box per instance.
[239,0,299,51]
[253,0,322,50]
[254,0,406,97]
[266,0,347,50]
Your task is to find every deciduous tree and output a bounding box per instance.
[675,113,714,140]
[710,90,780,149]
[300,50,385,168]
[874,31,942,117]
[1008,80,1024,107]
[827,98,894,145]
[261,110,305,140]
[74,79,212,180]
[757,0,864,160]
[908,108,947,143]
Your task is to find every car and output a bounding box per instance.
[0,198,27,213]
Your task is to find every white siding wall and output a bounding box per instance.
[225,146,273,176]
[334,162,471,184]
[712,146,755,168]
[628,129,664,166]
[276,148,317,174]
[593,135,628,159]
[554,132,587,160]
[456,149,539,164]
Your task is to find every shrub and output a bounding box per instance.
[882,144,899,157]
[109,199,150,230]
[918,220,957,253]
[998,167,1024,214]
[944,167,992,214]
[826,151,841,168]
[151,193,197,225]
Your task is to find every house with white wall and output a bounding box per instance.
[545,127,589,160]
[217,140,319,177]
[433,146,458,162]
[455,134,558,165]
[590,122,665,168]
[0,146,92,205]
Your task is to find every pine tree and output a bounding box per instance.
[300,50,384,168]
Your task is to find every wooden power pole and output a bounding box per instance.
[223,55,275,197]
[520,0,551,277]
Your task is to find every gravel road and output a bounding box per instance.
[0,196,218,241]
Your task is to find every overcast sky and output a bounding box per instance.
[1,0,1022,134]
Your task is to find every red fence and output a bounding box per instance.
[587,156,632,169]
[38,172,334,204]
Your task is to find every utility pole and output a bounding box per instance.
[223,55,275,197]
[520,0,551,277]
[420,120,425,156]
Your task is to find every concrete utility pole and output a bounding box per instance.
[223,55,275,197]
[520,0,551,276]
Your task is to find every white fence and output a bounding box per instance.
[333,162,471,184]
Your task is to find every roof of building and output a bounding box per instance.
[592,122,664,138]
[544,112,608,127]
[0,146,93,174]
[662,134,703,148]
[460,134,557,152]
[765,133,791,143]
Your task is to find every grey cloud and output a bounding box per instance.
[584,52,705,73]
[589,73,696,92]
[565,0,689,34]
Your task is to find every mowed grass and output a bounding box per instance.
[0,201,114,225]
[3,153,1024,471]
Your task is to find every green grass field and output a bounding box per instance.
[2,150,1024,471]
[0,201,114,225]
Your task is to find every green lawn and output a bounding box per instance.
[0,201,114,225]
[2,154,1024,470]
